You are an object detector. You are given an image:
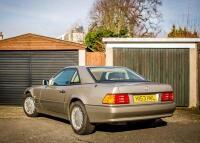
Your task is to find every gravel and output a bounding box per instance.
[0,106,199,143]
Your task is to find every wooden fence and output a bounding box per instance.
[86,52,105,66]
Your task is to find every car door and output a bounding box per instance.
[40,68,80,114]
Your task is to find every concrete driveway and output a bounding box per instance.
[0,106,199,143]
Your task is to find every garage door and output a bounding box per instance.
[0,50,78,105]
[113,48,189,106]
[30,51,78,85]
[0,51,30,104]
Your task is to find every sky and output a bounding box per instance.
[0,0,199,38]
[160,0,200,36]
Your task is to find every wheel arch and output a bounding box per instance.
[67,95,87,119]
[23,88,34,99]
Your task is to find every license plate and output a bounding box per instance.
[133,94,158,103]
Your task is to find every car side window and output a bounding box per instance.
[51,68,80,86]
[71,71,80,84]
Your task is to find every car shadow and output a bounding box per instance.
[95,119,167,133]
[39,113,71,124]
[39,114,167,133]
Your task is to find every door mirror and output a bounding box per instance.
[42,80,49,86]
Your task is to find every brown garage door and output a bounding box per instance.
[0,50,78,105]
[113,48,189,106]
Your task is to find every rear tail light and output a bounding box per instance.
[102,93,130,104]
[161,92,174,102]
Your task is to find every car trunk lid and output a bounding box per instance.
[115,82,172,94]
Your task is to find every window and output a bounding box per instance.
[88,67,146,83]
[71,71,80,83]
[51,68,80,86]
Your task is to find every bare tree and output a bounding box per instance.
[89,0,162,37]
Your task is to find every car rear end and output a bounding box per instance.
[85,82,176,123]
[85,66,176,123]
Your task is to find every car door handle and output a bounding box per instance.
[59,90,66,94]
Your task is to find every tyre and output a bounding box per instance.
[70,101,95,135]
[23,93,38,117]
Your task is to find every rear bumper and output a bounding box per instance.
[85,102,176,123]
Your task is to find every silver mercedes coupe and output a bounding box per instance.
[23,66,176,135]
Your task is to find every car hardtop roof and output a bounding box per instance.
[63,66,124,69]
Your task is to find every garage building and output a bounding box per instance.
[103,38,200,107]
[0,33,85,105]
